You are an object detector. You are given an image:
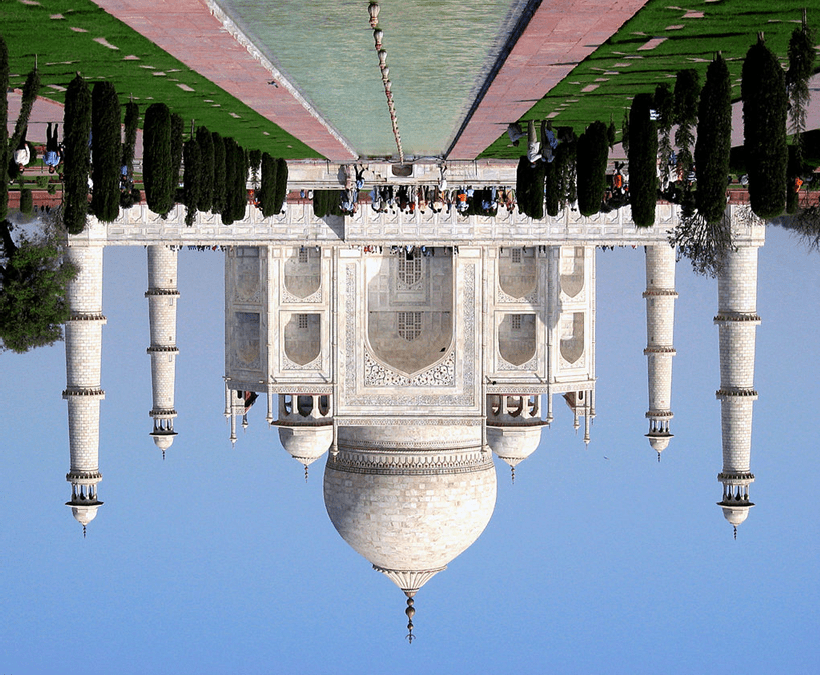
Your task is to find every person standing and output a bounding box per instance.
[45,123,62,173]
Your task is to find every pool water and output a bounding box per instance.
[217,0,528,158]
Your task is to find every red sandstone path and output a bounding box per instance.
[94,0,356,161]
[448,0,649,159]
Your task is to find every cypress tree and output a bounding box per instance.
[182,138,201,227]
[232,140,248,222]
[170,113,184,191]
[274,157,288,213]
[248,149,262,188]
[312,190,325,218]
[576,121,609,217]
[628,93,658,227]
[654,83,675,187]
[258,152,278,217]
[211,132,226,214]
[742,36,788,220]
[62,74,92,234]
[143,103,174,216]
[0,36,9,221]
[122,101,139,170]
[544,156,560,217]
[9,67,40,154]
[516,156,532,216]
[196,126,214,213]
[695,53,732,224]
[673,69,700,178]
[90,81,121,223]
[20,188,33,215]
[556,127,577,210]
[787,16,816,153]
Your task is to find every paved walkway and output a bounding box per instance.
[447,0,648,159]
[94,0,356,161]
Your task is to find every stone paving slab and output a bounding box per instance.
[94,0,356,160]
[448,0,653,159]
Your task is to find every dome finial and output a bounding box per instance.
[162,449,166,461]
[510,465,515,484]
[657,451,661,463]
[304,464,309,483]
[82,524,87,538]
[405,597,415,644]
[733,525,737,540]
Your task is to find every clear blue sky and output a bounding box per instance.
[1,228,818,674]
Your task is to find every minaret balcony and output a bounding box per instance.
[715,388,758,399]
[718,471,755,484]
[713,313,761,324]
[62,388,105,398]
[147,345,180,354]
[643,346,676,355]
[642,289,678,298]
[66,470,102,484]
[145,289,181,297]
[67,312,107,323]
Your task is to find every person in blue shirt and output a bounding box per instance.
[45,123,62,173]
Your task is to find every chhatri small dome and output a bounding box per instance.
[720,504,753,527]
[151,433,176,451]
[279,425,333,466]
[647,434,671,452]
[486,426,543,467]
[67,503,101,526]
[324,424,496,595]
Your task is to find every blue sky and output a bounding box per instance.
[1,228,818,674]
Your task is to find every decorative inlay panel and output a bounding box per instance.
[364,350,454,387]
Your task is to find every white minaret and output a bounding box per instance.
[715,209,763,538]
[63,244,106,536]
[643,244,677,460]
[146,245,180,458]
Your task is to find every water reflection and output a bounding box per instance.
[60,207,764,632]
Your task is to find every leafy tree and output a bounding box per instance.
[576,121,609,217]
[673,69,700,178]
[670,197,734,278]
[787,13,816,154]
[90,81,121,223]
[9,66,40,154]
[742,35,788,220]
[62,74,92,235]
[211,131,226,214]
[628,93,658,227]
[0,220,76,353]
[122,101,139,170]
[170,113,184,191]
[195,126,214,213]
[182,138,201,227]
[0,36,9,221]
[695,53,732,224]
[258,152,278,217]
[143,102,174,216]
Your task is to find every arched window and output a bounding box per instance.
[397,254,423,290]
[398,312,422,341]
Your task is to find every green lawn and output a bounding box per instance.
[480,0,818,158]
[1,0,320,159]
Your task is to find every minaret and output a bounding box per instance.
[714,211,763,538]
[643,244,677,459]
[146,245,180,458]
[63,244,106,535]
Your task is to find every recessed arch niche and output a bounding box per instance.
[284,313,321,366]
[498,313,536,366]
[284,246,321,299]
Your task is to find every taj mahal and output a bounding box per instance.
[60,187,764,636]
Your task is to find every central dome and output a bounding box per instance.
[323,424,496,591]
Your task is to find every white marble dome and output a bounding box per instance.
[323,425,496,591]
[279,425,333,466]
[68,504,101,526]
[647,434,671,452]
[151,434,176,450]
[486,426,543,467]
